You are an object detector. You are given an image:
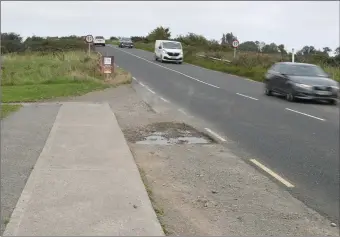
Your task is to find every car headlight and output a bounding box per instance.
[162,50,168,54]
[294,83,312,89]
[331,85,339,90]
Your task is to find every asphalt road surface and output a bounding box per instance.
[96,45,339,223]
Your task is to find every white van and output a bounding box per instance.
[154,40,183,64]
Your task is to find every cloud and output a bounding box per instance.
[1,1,339,51]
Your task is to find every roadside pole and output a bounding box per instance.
[292,48,295,63]
[85,35,94,56]
[232,40,239,59]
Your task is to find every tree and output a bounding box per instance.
[262,43,279,53]
[221,34,226,45]
[147,26,171,41]
[1,32,24,53]
[323,47,332,55]
[225,32,237,45]
[278,44,287,55]
[335,47,340,56]
[238,41,258,52]
[298,46,316,55]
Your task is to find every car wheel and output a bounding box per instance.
[154,55,158,61]
[286,92,295,102]
[329,99,337,105]
[264,87,272,96]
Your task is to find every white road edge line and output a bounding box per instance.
[139,82,145,87]
[249,159,295,188]
[204,128,226,142]
[114,47,220,89]
[160,97,169,103]
[285,108,325,121]
[146,87,156,94]
[236,93,258,101]
[178,108,187,115]
[132,77,137,81]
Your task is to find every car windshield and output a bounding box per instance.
[280,64,328,77]
[95,36,104,39]
[122,38,132,42]
[163,42,182,49]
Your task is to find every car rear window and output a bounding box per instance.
[95,36,104,39]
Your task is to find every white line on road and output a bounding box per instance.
[236,93,258,101]
[160,97,169,103]
[204,128,227,142]
[285,108,325,121]
[132,77,137,81]
[139,82,145,87]
[146,87,156,94]
[178,108,187,115]
[249,159,295,188]
[114,47,220,89]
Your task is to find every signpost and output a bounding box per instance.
[85,35,94,55]
[101,56,115,80]
[232,40,239,59]
[292,48,295,63]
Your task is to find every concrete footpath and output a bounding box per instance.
[3,102,164,236]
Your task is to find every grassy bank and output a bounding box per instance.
[1,51,115,102]
[1,104,22,119]
[134,42,340,82]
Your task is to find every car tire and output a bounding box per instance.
[154,55,158,61]
[265,86,272,96]
[177,61,182,64]
[329,99,337,105]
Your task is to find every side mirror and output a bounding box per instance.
[158,46,162,49]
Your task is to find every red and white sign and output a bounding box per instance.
[232,40,239,48]
[85,35,94,43]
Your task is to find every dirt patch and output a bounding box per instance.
[123,122,214,145]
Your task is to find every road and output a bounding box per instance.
[96,45,339,223]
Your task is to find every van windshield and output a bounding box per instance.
[163,42,182,49]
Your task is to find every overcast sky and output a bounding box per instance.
[1,1,339,52]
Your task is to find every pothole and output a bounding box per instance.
[124,122,214,145]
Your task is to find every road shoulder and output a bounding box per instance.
[87,84,337,236]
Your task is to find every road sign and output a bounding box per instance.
[85,35,94,43]
[232,40,239,48]
[104,57,111,65]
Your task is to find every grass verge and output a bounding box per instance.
[134,42,340,82]
[1,104,22,119]
[1,51,131,102]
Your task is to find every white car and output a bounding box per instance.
[94,36,106,46]
[154,40,183,64]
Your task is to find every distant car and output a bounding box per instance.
[119,38,134,48]
[94,36,106,46]
[264,62,339,105]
